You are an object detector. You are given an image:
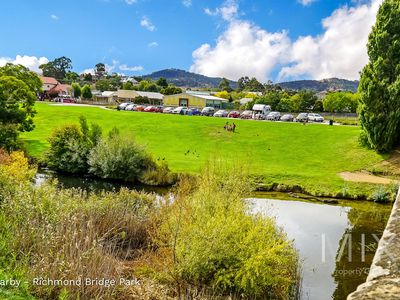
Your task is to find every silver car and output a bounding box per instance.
[266,111,281,121]
[281,114,294,122]
[125,104,137,111]
[213,110,228,117]
[172,107,188,115]
[308,113,324,122]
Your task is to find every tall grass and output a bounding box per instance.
[0,153,300,299]
[153,164,300,299]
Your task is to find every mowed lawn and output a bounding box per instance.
[22,103,384,194]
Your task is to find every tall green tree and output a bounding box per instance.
[39,56,72,81]
[0,64,40,150]
[122,81,135,90]
[81,85,92,99]
[156,77,168,88]
[95,79,111,92]
[83,73,93,82]
[95,63,106,79]
[237,76,250,91]
[71,83,81,98]
[218,77,232,92]
[358,0,400,152]
[65,71,79,84]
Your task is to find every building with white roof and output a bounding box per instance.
[163,92,229,109]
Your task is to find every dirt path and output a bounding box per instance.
[340,171,398,185]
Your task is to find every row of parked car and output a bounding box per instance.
[117,103,325,122]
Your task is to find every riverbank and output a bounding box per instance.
[21,102,399,200]
[1,154,300,300]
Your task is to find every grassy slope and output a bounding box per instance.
[22,103,385,195]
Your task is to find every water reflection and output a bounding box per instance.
[34,170,170,195]
[249,198,390,300]
[34,172,391,299]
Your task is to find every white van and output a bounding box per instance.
[252,104,271,120]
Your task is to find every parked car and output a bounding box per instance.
[172,106,188,115]
[117,103,130,110]
[307,113,324,122]
[201,107,215,116]
[266,111,281,121]
[163,107,174,114]
[136,105,145,111]
[240,110,253,119]
[144,106,157,112]
[228,111,240,118]
[252,104,271,120]
[296,113,309,122]
[281,114,294,122]
[125,104,137,111]
[214,110,228,117]
[55,96,77,103]
[154,106,163,113]
[187,108,201,116]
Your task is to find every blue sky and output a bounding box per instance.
[0,0,381,82]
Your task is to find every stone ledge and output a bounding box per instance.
[347,188,400,299]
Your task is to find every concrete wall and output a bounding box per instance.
[348,188,400,299]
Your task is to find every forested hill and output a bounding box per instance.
[277,78,359,92]
[142,69,237,88]
[143,69,358,92]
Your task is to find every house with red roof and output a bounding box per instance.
[40,76,71,98]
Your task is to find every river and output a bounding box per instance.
[35,172,391,300]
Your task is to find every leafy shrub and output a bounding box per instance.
[88,131,156,182]
[158,165,299,299]
[0,160,166,299]
[0,124,22,152]
[46,116,101,174]
[371,186,390,203]
[140,162,177,186]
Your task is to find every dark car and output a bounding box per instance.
[187,108,201,116]
[281,114,294,122]
[201,107,215,116]
[228,111,240,118]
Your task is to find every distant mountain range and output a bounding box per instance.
[277,78,359,93]
[142,68,359,92]
[142,69,237,89]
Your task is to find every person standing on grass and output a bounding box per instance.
[224,122,229,130]
[232,123,236,133]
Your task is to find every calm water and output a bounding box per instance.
[35,170,169,195]
[35,172,391,300]
[249,198,391,300]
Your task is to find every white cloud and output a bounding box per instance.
[148,41,159,48]
[190,21,291,81]
[119,64,144,72]
[298,0,317,6]
[182,0,192,8]
[50,14,59,20]
[0,55,49,73]
[192,0,382,81]
[279,0,382,80]
[80,60,143,75]
[125,0,136,4]
[204,0,238,21]
[140,16,156,31]
[80,68,95,75]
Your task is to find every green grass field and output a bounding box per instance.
[21,103,385,196]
